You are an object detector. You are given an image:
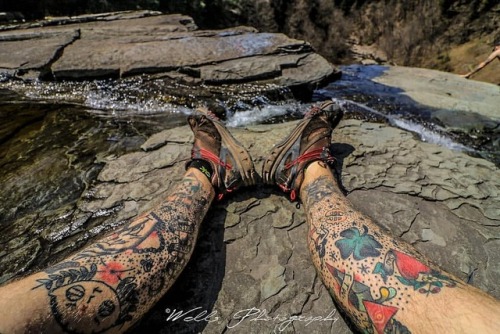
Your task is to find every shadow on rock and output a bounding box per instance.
[128,186,271,334]
[330,142,355,195]
[130,207,228,334]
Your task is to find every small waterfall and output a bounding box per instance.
[332,98,473,153]
[225,102,303,127]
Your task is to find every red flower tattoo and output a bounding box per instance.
[97,261,129,284]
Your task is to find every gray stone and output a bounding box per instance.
[373,66,500,121]
[0,12,336,95]
[432,109,499,133]
[0,47,500,333]
[0,29,80,70]
[1,106,499,333]
[98,142,189,183]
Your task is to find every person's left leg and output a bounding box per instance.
[0,108,257,334]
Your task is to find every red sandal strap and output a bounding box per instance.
[284,148,331,170]
[193,148,233,170]
[282,147,335,201]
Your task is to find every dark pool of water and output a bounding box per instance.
[0,97,186,223]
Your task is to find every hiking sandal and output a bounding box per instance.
[262,101,344,201]
[188,107,258,200]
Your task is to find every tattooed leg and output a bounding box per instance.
[0,168,214,334]
[302,161,500,334]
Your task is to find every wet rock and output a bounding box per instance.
[0,237,42,283]
[432,109,499,133]
[321,65,500,164]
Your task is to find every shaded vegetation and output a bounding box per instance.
[239,0,499,67]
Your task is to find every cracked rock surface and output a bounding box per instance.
[0,116,498,332]
[0,13,498,332]
[135,120,499,333]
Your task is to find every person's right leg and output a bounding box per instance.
[264,101,500,333]
[0,107,258,333]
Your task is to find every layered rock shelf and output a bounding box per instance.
[2,117,498,333]
[0,11,337,97]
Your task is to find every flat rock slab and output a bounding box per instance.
[373,65,500,121]
[100,120,500,333]
[325,65,500,164]
[145,121,499,333]
[0,29,80,71]
[0,11,335,91]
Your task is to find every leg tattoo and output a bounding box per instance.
[33,171,213,333]
[303,173,459,334]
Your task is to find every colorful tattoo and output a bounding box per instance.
[303,173,459,334]
[335,225,382,260]
[325,262,409,334]
[374,250,457,295]
[33,172,211,333]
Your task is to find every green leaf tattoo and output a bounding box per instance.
[335,225,382,260]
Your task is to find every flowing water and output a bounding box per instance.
[314,65,500,159]
[0,66,497,284]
